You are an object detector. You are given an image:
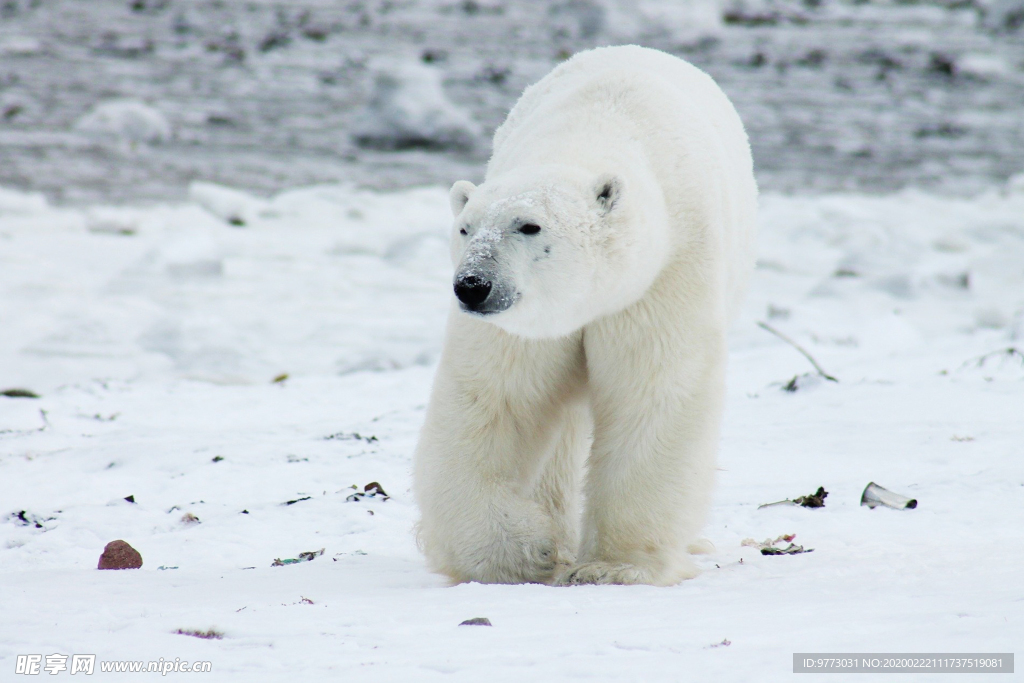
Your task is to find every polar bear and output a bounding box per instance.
[413,45,757,586]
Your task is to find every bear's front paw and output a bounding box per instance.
[556,561,656,586]
[419,495,569,584]
[463,533,564,584]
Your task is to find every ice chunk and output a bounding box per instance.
[353,62,480,151]
[188,181,269,227]
[0,186,48,215]
[75,99,171,144]
[0,36,44,57]
[981,0,1024,31]
[550,0,722,43]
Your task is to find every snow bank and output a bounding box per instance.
[0,35,44,57]
[74,99,172,145]
[744,188,1024,353]
[980,0,1024,31]
[0,186,47,214]
[0,182,451,389]
[352,62,481,151]
[549,0,723,44]
[1,177,1022,389]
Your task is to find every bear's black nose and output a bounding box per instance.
[454,274,492,308]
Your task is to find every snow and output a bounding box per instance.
[75,100,172,146]
[957,53,1012,80]
[0,35,44,57]
[549,0,723,44]
[353,62,482,152]
[981,0,1024,31]
[2,180,1023,680]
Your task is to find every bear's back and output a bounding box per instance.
[494,46,744,163]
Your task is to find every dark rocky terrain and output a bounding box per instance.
[0,0,1022,203]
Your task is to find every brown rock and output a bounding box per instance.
[98,540,143,570]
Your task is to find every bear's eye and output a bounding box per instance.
[459,227,468,236]
[519,223,541,235]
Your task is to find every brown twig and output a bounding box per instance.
[757,321,838,382]
[959,346,1023,371]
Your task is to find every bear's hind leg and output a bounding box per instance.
[560,280,725,586]
[529,399,591,573]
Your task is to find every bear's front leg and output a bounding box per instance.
[414,316,586,584]
[560,281,726,586]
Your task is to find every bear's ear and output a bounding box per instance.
[449,180,477,217]
[595,174,622,214]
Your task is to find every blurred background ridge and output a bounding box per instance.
[0,0,1022,204]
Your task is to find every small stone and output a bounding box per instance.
[459,617,492,626]
[1,388,39,398]
[98,540,143,570]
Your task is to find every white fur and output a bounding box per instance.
[413,46,757,586]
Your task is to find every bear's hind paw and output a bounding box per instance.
[556,556,701,586]
[556,562,655,586]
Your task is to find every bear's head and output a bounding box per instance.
[448,164,670,339]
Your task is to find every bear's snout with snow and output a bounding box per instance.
[414,45,758,586]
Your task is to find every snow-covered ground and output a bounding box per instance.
[1,180,1022,681]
